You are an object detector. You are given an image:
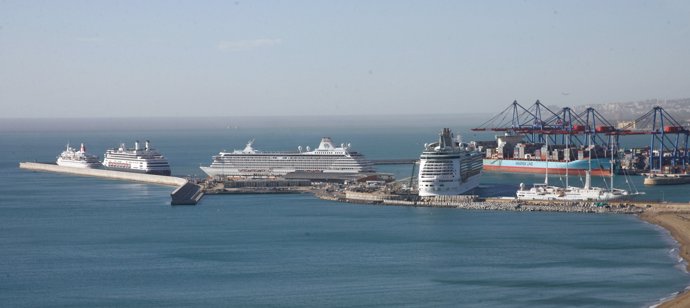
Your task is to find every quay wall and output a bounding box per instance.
[19,162,187,186]
[643,174,690,185]
[345,191,395,202]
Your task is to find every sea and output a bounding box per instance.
[1,118,689,307]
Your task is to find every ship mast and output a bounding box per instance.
[585,133,591,190]
[544,136,549,185]
[565,134,569,188]
[610,134,614,192]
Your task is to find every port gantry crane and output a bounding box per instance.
[471,100,620,150]
[612,106,689,174]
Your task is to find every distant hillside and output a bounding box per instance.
[572,98,690,123]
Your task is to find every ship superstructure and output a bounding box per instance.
[102,140,171,175]
[418,128,483,197]
[200,137,375,178]
[56,143,101,168]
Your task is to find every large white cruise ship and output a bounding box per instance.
[102,140,171,176]
[418,128,483,196]
[56,143,101,168]
[200,137,375,178]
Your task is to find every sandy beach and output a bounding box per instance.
[639,210,690,307]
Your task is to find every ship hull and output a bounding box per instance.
[56,160,101,169]
[483,158,611,176]
[103,166,171,176]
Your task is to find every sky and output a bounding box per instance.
[1,0,689,118]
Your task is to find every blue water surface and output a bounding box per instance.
[0,126,688,307]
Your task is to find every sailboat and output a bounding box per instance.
[517,133,638,201]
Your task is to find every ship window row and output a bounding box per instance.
[106,154,165,158]
[421,184,452,187]
[215,156,367,163]
[420,171,455,174]
[212,162,365,168]
[420,169,456,173]
[419,178,456,182]
[420,173,455,177]
[212,164,366,171]
[213,162,368,167]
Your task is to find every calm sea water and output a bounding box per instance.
[1,125,688,307]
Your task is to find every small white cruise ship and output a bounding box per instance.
[56,143,101,168]
[200,137,375,178]
[418,128,483,196]
[102,140,171,175]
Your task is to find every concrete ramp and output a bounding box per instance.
[171,182,204,205]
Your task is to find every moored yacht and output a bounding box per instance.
[516,135,641,201]
[516,172,630,201]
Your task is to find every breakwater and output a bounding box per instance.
[19,162,202,205]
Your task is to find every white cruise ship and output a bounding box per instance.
[418,128,483,196]
[102,140,171,175]
[200,137,375,178]
[56,143,101,168]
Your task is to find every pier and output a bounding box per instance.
[19,162,203,205]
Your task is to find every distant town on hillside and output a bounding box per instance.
[557,98,690,129]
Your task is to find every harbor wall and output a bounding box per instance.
[19,162,187,186]
[19,162,203,205]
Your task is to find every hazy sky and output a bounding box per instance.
[1,0,689,118]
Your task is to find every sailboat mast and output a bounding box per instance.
[587,133,591,172]
[610,134,614,192]
[565,134,569,188]
[584,132,592,190]
[545,135,549,185]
